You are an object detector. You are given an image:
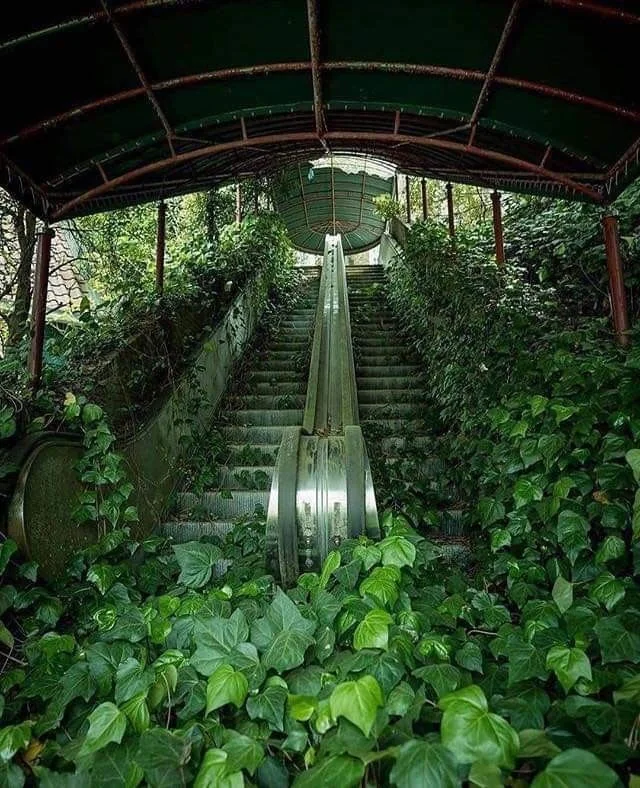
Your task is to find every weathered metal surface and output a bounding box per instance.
[603,214,631,347]
[28,228,54,389]
[491,190,505,266]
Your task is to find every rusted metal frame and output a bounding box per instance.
[29,227,55,389]
[421,178,428,219]
[331,156,336,235]
[605,135,640,195]
[297,164,312,230]
[446,183,455,238]
[6,58,639,153]
[235,182,242,223]
[0,151,51,218]
[602,214,631,346]
[544,0,640,24]
[405,175,411,223]
[469,0,522,143]
[100,0,176,158]
[51,128,604,219]
[306,0,325,139]
[394,111,401,135]
[540,145,553,167]
[491,190,505,265]
[156,200,166,293]
[358,161,367,224]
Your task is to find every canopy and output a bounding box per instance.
[273,155,394,253]
[1,1,638,220]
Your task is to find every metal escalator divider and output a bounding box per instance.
[266,236,379,584]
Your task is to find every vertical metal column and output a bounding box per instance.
[491,190,505,266]
[155,200,166,294]
[421,178,428,220]
[29,227,54,390]
[446,182,455,239]
[603,214,630,347]
[405,175,411,223]
[235,182,242,223]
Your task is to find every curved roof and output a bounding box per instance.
[1,1,639,220]
[273,155,394,253]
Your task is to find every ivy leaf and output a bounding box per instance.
[353,609,393,651]
[135,729,192,788]
[330,675,383,737]
[0,721,32,762]
[530,748,618,787]
[319,551,341,589]
[455,642,484,674]
[206,664,248,714]
[594,616,640,664]
[251,589,316,671]
[439,685,519,768]
[589,573,625,611]
[194,749,242,788]
[59,662,97,709]
[468,761,503,788]
[173,542,221,588]
[191,608,250,676]
[557,510,590,565]
[293,755,364,788]
[246,685,288,732]
[552,576,573,614]
[114,658,155,705]
[513,478,544,509]
[359,566,400,607]
[478,498,505,527]
[625,449,640,484]
[389,740,459,788]
[490,529,511,552]
[595,535,625,564]
[79,702,127,756]
[386,682,415,717]
[518,729,561,759]
[379,536,416,568]
[413,664,461,698]
[222,731,264,776]
[121,692,150,734]
[91,741,144,788]
[507,641,548,686]
[288,695,317,722]
[546,646,591,693]
[352,544,382,571]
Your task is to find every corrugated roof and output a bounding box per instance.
[0,0,638,220]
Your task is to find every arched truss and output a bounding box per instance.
[1,0,639,220]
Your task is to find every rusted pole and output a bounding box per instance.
[491,190,505,266]
[254,185,259,214]
[603,213,630,347]
[421,178,428,220]
[405,175,411,223]
[155,200,166,294]
[236,182,242,223]
[29,227,54,390]
[446,182,455,239]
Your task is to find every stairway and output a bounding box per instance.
[161,267,321,542]
[346,262,467,554]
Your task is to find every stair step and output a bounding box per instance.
[359,403,419,419]
[380,435,432,453]
[357,354,413,365]
[358,365,420,377]
[221,425,289,444]
[218,466,274,490]
[177,490,269,519]
[269,341,309,351]
[234,394,305,409]
[361,418,426,434]
[358,388,422,404]
[357,376,421,389]
[249,370,306,382]
[252,359,304,372]
[159,520,235,542]
[226,444,280,464]
[226,409,303,426]
[253,381,307,394]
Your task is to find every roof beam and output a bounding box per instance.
[100,0,176,158]
[306,0,325,139]
[469,0,522,129]
[543,0,640,25]
[606,135,640,195]
[5,58,639,151]
[0,150,51,218]
[50,128,604,219]
[297,164,312,230]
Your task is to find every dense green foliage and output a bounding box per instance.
[0,214,295,435]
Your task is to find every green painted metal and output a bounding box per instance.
[273,155,394,253]
[1,1,639,219]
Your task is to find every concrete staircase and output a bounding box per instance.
[161,268,321,541]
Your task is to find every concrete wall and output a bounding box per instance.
[6,273,269,578]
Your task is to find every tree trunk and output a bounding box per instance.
[6,207,37,347]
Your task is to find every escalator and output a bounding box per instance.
[160,268,321,541]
